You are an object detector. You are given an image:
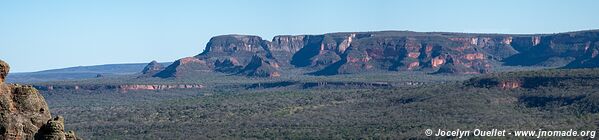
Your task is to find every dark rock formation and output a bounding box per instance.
[287,34,356,68]
[213,57,243,73]
[0,60,80,140]
[236,55,281,77]
[563,38,599,68]
[154,30,599,78]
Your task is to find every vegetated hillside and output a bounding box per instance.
[7,62,172,83]
[32,69,476,94]
[155,30,599,78]
[465,68,599,114]
[42,68,599,139]
[465,68,599,89]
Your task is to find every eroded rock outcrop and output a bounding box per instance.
[35,116,78,140]
[154,30,599,78]
[0,60,7,83]
[0,60,80,140]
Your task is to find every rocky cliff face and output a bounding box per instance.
[505,30,599,67]
[155,35,281,78]
[154,30,599,78]
[0,60,79,140]
[313,34,507,75]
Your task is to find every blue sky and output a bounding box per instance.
[1,0,598,72]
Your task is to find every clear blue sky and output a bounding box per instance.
[1,0,598,72]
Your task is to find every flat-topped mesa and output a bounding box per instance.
[198,33,359,67]
[200,35,270,56]
[153,35,283,78]
[154,30,599,78]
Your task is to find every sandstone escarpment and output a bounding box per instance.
[314,34,497,75]
[0,60,80,140]
[156,35,282,78]
[434,56,487,74]
[564,41,599,68]
[154,30,599,78]
[288,33,360,68]
[505,30,599,67]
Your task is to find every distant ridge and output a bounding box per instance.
[7,62,172,83]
